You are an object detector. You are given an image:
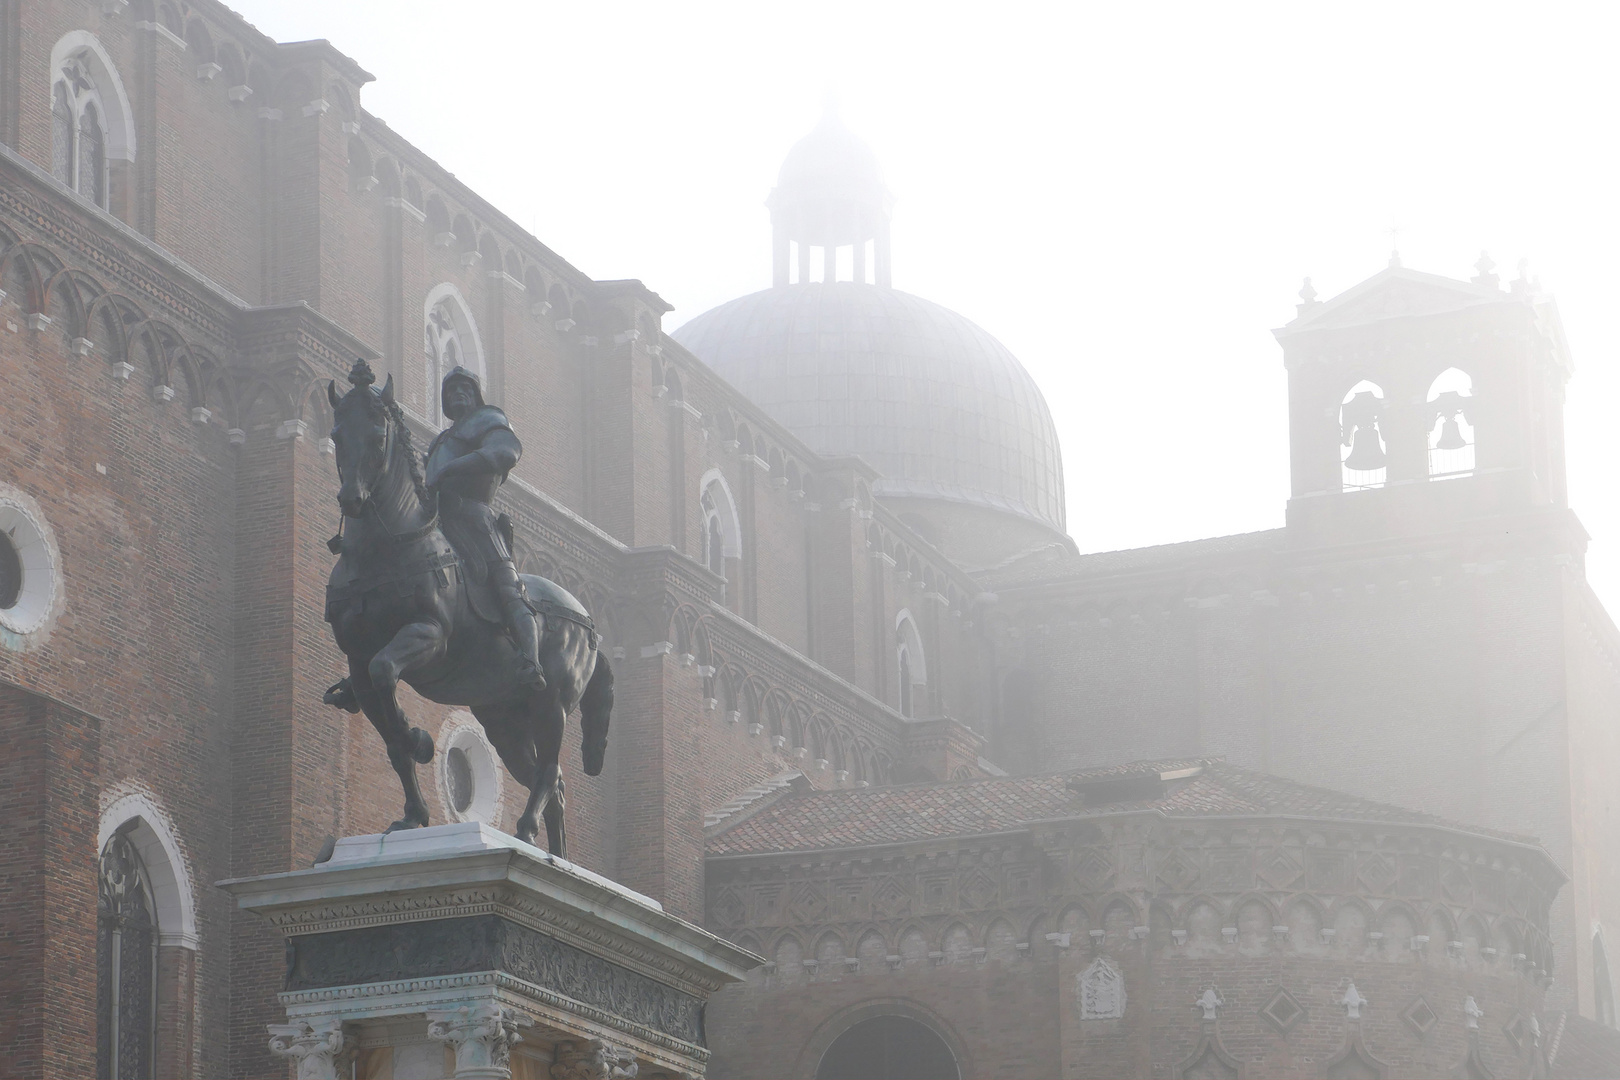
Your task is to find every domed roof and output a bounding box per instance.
[672,282,1066,533]
[773,112,887,205]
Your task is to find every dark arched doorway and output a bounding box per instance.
[816,1015,960,1080]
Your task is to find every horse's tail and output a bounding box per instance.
[579,654,614,776]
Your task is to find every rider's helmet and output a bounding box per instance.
[440,366,485,415]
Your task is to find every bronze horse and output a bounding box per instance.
[321,364,612,855]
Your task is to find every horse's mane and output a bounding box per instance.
[381,395,437,515]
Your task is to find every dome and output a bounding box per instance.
[673,282,1066,534]
[773,113,887,207]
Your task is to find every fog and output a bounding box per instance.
[229,0,1620,598]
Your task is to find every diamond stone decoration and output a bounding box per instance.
[1402,996,1439,1038]
[1260,987,1306,1034]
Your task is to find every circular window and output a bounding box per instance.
[446,746,474,814]
[0,530,20,610]
[436,714,503,826]
[0,488,62,649]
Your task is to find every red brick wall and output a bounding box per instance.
[0,686,99,1080]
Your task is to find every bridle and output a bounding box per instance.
[329,400,438,553]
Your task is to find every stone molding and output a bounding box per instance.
[261,884,732,997]
[277,970,709,1071]
[708,814,1559,980]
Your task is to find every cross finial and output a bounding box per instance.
[347,358,376,387]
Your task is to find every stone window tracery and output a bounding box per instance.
[97,828,157,1080]
[422,285,484,425]
[698,473,741,601]
[53,54,109,207]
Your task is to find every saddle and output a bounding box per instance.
[451,513,597,647]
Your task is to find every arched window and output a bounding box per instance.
[1426,367,1476,479]
[1339,380,1387,491]
[703,494,724,577]
[817,1016,960,1080]
[1597,931,1616,1028]
[422,284,485,425]
[98,828,157,1079]
[53,56,108,206]
[699,471,741,595]
[895,610,926,718]
[49,36,134,211]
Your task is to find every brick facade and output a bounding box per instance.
[0,3,1618,1078]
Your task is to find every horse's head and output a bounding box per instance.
[328,360,397,518]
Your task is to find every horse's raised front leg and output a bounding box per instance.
[358,620,448,832]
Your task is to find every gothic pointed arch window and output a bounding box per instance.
[422,284,485,425]
[699,471,742,602]
[1426,367,1476,479]
[1339,380,1387,491]
[703,492,725,577]
[48,36,133,211]
[895,610,926,717]
[98,827,157,1079]
[53,55,108,206]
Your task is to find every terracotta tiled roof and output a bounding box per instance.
[980,529,1283,588]
[705,758,1537,857]
[1548,1012,1620,1079]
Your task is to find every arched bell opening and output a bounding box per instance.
[1339,379,1387,492]
[1426,367,1476,480]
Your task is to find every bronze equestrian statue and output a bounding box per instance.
[320,360,612,856]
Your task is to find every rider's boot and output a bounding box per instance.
[506,598,546,691]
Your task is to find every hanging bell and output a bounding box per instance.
[1436,412,1468,451]
[1344,425,1386,470]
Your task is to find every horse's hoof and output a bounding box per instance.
[408,726,435,764]
[515,818,539,845]
[582,735,607,777]
[323,678,360,714]
[384,817,425,834]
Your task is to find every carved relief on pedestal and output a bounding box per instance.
[267,1021,350,1080]
[426,1002,531,1080]
[550,1038,640,1079]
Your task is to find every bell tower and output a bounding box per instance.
[1273,257,1573,544]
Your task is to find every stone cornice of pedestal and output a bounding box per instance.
[278,971,708,1075]
[218,822,761,997]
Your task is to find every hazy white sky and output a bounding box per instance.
[229,1,1620,600]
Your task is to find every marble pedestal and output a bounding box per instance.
[219,823,759,1079]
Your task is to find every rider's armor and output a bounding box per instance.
[425,367,544,687]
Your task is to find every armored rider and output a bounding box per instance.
[426,367,545,689]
